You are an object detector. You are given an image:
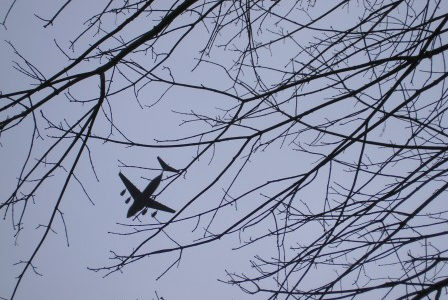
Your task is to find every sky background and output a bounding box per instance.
[0,1,300,299]
[2,1,448,300]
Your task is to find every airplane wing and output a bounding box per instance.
[118,172,141,200]
[146,199,175,213]
[141,173,163,199]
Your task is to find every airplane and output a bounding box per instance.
[118,172,175,218]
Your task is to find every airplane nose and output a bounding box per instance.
[127,205,138,218]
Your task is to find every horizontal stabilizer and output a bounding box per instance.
[157,156,180,173]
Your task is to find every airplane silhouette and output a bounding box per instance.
[118,172,175,218]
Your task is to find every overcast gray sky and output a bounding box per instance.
[2,1,448,300]
[0,1,288,299]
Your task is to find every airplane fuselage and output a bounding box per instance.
[127,197,145,218]
[127,195,153,218]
